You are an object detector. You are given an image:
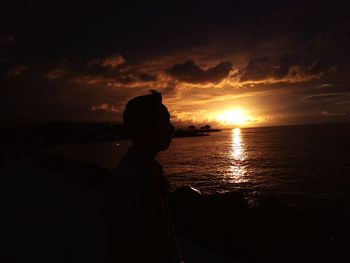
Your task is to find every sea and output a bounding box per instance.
[42,123,350,216]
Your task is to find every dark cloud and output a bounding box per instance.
[273,54,301,79]
[46,69,65,79]
[90,103,120,113]
[42,57,142,86]
[321,110,350,117]
[139,73,157,82]
[302,93,350,104]
[166,60,232,83]
[240,53,338,82]
[161,84,177,98]
[5,64,28,77]
[88,54,125,69]
[239,57,270,81]
[0,35,14,45]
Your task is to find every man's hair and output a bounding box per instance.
[123,90,163,139]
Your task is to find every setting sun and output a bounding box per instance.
[217,109,250,125]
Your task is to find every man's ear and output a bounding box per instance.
[137,126,154,138]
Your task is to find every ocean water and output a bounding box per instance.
[43,123,350,215]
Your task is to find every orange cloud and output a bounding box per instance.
[166,60,232,84]
[90,103,119,113]
[69,75,111,86]
[0,35,14,44]
[237,55,337,85]
[46,69,65,79]
[89,53,125,68]
[5,64,28,77]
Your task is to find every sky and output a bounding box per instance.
[1,0,350,128]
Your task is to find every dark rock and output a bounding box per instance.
[169,186,250,261]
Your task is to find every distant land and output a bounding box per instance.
[0,121,222,146]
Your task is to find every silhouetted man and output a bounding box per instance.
[105,90,181,262]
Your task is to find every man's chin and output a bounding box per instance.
[158,140,172,151]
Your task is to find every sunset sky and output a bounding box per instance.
[1,1,350,128]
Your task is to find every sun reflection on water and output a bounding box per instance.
[226,128,248,183]
[232,128,245,161]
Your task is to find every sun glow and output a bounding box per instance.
[217,109,250,125]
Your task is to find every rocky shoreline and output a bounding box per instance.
[169,186,349,262]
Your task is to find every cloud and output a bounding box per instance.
[0,35,14,45]
[166,60,232,84]
[64,56,158,87]
[69,75,111,86]
[139,72,157,81]
[239,57,270,82]
[46,69,65,79]
[316,83,332,88]
[321,111,350,117]
[89,53,125,69]
[5,64,28,77]
[90,103,119,113]
[302,93,350,103]
[272,53,300,79]
[239,54,337,84]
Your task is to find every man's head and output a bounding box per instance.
[123,90,175,151]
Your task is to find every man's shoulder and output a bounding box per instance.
[116,154,143,180]
[107,148,147,195]
[114,149,144,179]
[107,147,166,197]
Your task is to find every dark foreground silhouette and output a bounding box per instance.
[104,91,181,262]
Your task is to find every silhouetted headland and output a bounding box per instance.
[174,125,222,137]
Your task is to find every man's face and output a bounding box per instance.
[153,104,175,151]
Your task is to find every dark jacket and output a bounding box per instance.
[105,147,181,263]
